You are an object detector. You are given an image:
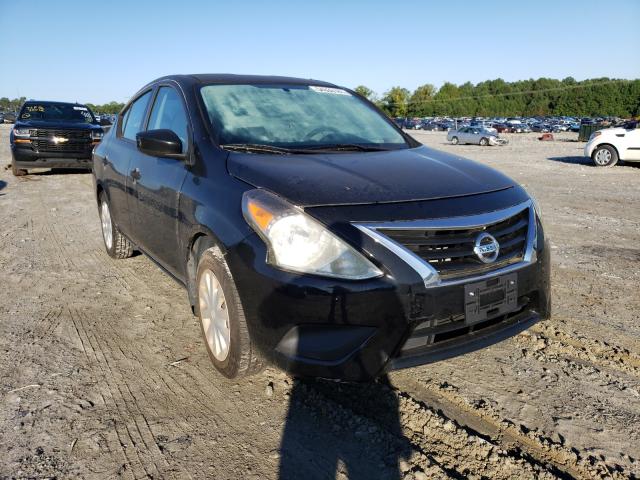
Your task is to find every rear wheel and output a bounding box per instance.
[99,192,134,259]
[11,162,27,176]
[479,137,489,146]
[591,145,618,167]
[196,247,263,378]
[451,136,459,145]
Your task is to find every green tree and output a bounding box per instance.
[380,87,410,117]
[407,84,436,116]
[354,85,375,101]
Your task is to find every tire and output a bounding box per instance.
[479,137,489,146]
[196,247,263,378]
[98,191,134,259]
[451,136,459,145]
[591,145,618,167]
[11,162,27,176]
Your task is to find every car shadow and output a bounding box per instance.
[278,375,411,480]
[547,156,593,166]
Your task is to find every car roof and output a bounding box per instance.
[146,73,339,89]
[23,100,89,107]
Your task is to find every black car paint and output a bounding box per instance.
[227,146,515,207]
[93,74,551,381]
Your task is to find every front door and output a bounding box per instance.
[622,127,640,161]
[132,85,190,277]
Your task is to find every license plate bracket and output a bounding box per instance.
[464,273,518,324]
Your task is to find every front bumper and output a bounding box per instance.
[584,140,596,158]
[226,224,551,382]
[11,144,94,170]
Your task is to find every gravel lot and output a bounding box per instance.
[0,124,639,479]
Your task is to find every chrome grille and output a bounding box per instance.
[30,128,92,153]
[376,206,531,280]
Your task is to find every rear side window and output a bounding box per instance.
[147,87,188,152]
[122,91,152,141]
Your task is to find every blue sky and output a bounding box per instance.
[1,0,638,104]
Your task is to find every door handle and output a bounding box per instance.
[131,168,141,181]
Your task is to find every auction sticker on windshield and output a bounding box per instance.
[309,86,351,95]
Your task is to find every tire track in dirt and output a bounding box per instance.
[70,302,278,479]
[517,321,640,378]
[297,378,562,480]
[393,375,632,479]
[70,306,156,480]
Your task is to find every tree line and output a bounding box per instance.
[355,77,640,118]
[3,77,639,118]
[0,97,125,114]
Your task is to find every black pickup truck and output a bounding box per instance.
[9,100,105,176]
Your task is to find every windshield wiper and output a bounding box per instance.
[221,143,299,155]
[300,143,391,152]
[221,143,392,155]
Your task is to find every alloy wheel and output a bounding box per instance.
[594,148,612,166]
[100,200,113,250]
[199,269,231,361]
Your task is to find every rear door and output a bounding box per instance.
[105,89,153,239]
[132,85,190,277]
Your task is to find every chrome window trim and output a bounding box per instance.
[354,200,536,288]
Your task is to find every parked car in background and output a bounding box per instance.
[531,123,550,133]
[584,121,640,167]
[403,119,422,130]
[9,100,103,176]
[0,112,4,124]
[510,124,531,133]
[447,127,508,146]
[492,123,512,133]
[3,111,17,123]
[92,74,549,381]
[420,120,440,131]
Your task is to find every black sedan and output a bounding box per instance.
[92,74,551,381]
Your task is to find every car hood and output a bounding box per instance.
[14,120,101,130]
[227,145,515,207]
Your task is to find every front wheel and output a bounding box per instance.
[451,136,459,145]
[479,137,489,146]
[196,247,263,379]
[11,162,27,176]
[591,145,618,167]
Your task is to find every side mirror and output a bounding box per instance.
[136,129,184,159]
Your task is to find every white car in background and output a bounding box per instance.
[584,122,640,167]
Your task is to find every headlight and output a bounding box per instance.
[589,131,601,141]
[242,189,383,280]
[13,128,30,138]
[91,130,104,140]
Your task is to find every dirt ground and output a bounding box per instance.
[0,124,639,480]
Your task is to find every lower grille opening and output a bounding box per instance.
[399,293,538,356]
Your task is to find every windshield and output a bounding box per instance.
[19,103,95,123]
[200,84,408,150]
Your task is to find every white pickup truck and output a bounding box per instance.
[584,122,640,167]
